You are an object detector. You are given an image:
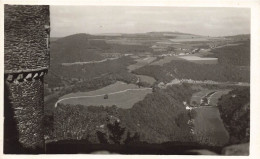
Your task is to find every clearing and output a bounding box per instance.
[136,74,156,84]
[190,89,230,106]
[208,90,231,106]
[127,56,157,71]
[61,57,118,66]
[57,81,152,109]
[151,56,183,66]
[178,55,218,64]
[170,37,209,42]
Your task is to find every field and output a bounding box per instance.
[136,75,156,84]
[170,38,209,42]
[58,81,152,109]
[190,89,230,106]
[45,32,250,150]
[106,39,144,45]
[105,38,158,46]
[127,56,157,71]
[179,56,218,64]
[61,57,118,66]
[192,107,229,146]
[209,90,231,106]
[151,56,183,66]
[61,81,138,98]
[190,90,214,106]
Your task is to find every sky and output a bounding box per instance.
[50,6,250,37]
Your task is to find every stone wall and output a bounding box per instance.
[4,5,50,153]
[5,78,45,148]
[4,5,50,73]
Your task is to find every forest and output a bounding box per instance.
[45,56,137,88]
[47,84,197,144]
[133,59,250,83]
[50,33,152,64]
[209,41,250,66]
[217,87,250,145]
[133,40,250,83]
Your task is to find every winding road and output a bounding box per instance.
[61,57,119,66]
[55,87,152,107]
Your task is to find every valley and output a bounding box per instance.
[44,32,250,151]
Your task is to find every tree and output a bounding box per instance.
[192,101,198,106]
[96,131,108,144]
[124,132,140,144]
[96,121,141,144]
[107,121,125,144]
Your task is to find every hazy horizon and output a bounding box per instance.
[50,31,251,38]
[50,6,250,37]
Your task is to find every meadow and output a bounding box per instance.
[178,56,218,64]
[151,56,183,66]
[127,56,157,71]
[190,89,230,106]
[136,75,156,85]
[209,90,231,106]
[58,81,152,109]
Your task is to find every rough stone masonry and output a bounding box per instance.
[4,5,50,153]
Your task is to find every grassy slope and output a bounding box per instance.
[60,89,152,109]
[52,84,195,144]
[45,56,137,88]
[50,34,106,64]
[46,33,153,88]
[59,82,152,109]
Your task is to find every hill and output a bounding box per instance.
[133,40,250,83]
[51,84,195,144]
[210,41,250,66]
[50,37,60,42]
[146,31,197,36]
[133,59,250,83]
[50,33,108,64]
[224,34,250,41]
[50,33,154,64]
[218,87,250,144]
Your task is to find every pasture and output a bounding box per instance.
[58,81,152,109]
[127,56,157,71]
[170,36,209,42]
[62,81,140,98]
[179,55,218,64]
[190,90,214,106]
[106,38,144,45]
[208,90,231,106]
[190,89,230,106]
[151,56,182,66]
[136,74,156,84]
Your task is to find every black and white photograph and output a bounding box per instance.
[2,0,260,157]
